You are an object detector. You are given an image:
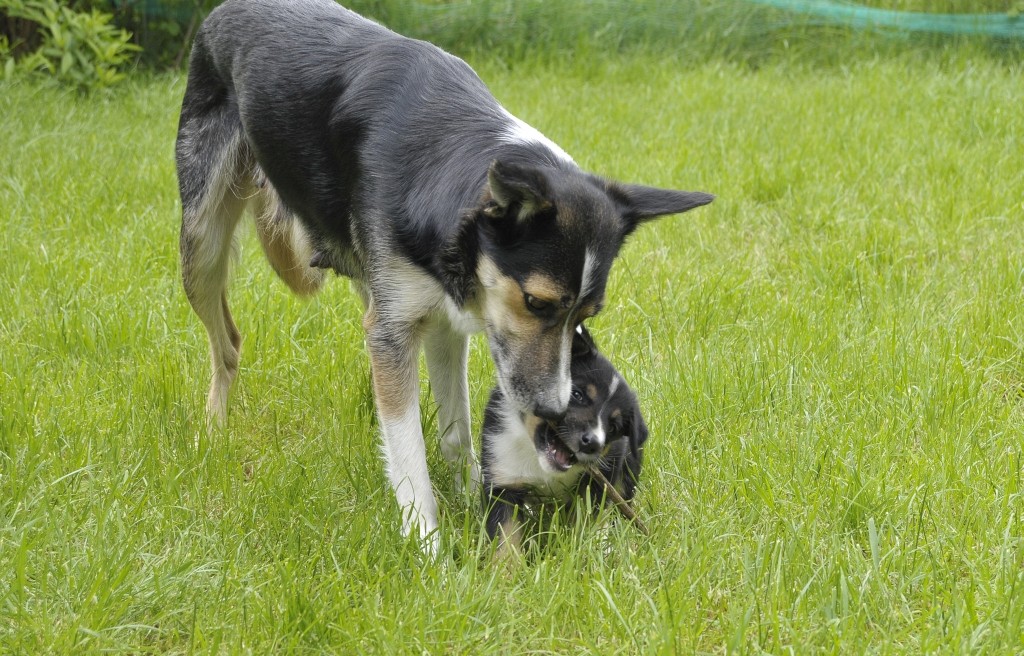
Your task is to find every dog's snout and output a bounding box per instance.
[535,403,567,423]
[578,432,602,455]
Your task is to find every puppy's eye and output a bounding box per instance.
[570,386,584,403]
[524,294,552,313]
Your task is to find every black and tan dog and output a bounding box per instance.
[482,325,646,551]
[175,0,712,549]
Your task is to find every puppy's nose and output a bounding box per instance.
[534,403,567,423]
[578,432,602,455]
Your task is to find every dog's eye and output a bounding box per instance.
[570,386,584,403]
[524,294,552,314]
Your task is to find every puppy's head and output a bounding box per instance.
[447,159,712,418]
[531,324,647,474]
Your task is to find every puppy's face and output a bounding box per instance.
[462,160,712,419]
[531,325,643,473]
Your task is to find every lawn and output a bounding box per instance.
[1,51,1022,652]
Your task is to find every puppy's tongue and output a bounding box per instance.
[544,432,576,471]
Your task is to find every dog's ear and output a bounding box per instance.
[606,182,714,236]
[571,323,597,358]
[623,404,648,478]
[608,402,647,501]
[485,160,554,224]
[437,210,479,306]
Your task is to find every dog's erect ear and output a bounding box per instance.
[571,323,597,358]
[607,182,714,236]
[437,211,479,306]
[486,160,554,223]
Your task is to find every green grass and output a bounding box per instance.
[2,51,1023,652]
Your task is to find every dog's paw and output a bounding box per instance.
[453,457,482,497]
[421,530,441,558]
[494,540,523,576]
[399,502,441,555]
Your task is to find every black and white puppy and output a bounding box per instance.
[482,325,647,551]
[176,0,711,550]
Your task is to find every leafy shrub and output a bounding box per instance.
[66,0,216,69]
[1,0,138,91]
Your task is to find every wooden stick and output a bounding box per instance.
[587,466,649,536]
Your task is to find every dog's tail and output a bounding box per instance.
[251,176,325,296]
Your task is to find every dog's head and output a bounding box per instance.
[531,324,647,473]
[444,160,712,418]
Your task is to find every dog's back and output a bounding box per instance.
[181,0,570,264]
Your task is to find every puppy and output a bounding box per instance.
[176,0,711,549]
[481,325,647,551]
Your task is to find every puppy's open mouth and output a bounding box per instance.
[536,424,577,472]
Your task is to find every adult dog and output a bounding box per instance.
[176,0,713,548]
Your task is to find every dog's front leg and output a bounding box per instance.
[364,308,439,551]
[424,319,480,495]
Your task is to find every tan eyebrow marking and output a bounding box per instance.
[523,273,572,306]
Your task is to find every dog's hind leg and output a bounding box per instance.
[424,319,480,494]
[251,180,325,296]
[177,92,252,428]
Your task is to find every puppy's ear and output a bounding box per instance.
[486,160,554,224]
[624,405,648,467]
[615,404,647,501]
[571,323,597,358]
[606,182,714,236]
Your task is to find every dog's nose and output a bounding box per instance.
[534,403,567,423]
[578,432,602,455]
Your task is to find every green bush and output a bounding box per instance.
[67,0,216,69]
[1,0,139,91]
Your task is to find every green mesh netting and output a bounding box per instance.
[747,0,1024,38]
